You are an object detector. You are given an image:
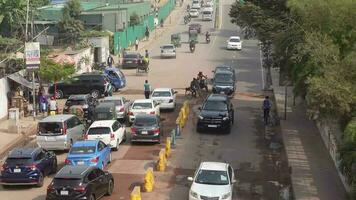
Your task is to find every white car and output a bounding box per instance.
[189,8,200,18]
[202,5,214,13]
[206,1,214,6]
[128,99,160,123]
[85,120,126,151]
[160,44,176,58]
[226,36,242,50]
[101,96,130,121]
[192,3,201,10]
[188,162,236,200]
[151,88,177,110]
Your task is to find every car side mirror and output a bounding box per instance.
[187,177,194,181]
[232,179,237,184]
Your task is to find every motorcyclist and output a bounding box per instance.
[190,78,199,97]
[144,49,150,64]
[189,40,196,52]
[205,31,210,42]
[197,71,208,91]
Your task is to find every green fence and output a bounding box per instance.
[114,0,176,54]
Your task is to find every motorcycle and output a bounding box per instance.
[190,45,195,53]
[206,36,210,43]
[184,15,191,24]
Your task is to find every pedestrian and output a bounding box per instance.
[135,38,139,51]
[107,55,114,67]
[262,96,272,125]
[39,93,48,114]
[144,80,151,99]
[145,26,150,40]
[49,96,57,115]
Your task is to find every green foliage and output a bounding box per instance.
[0,36,22,53]
[58,0,84,44]
[0,0,27,37]
[80,30,112,38]
[344,118,356,143]
[38,58,75,83]
[129,12,140,26]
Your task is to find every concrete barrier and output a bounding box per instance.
[165,137,171,157]
[144,167,155,192]
[130,186,141,200]
[156,149,167,171]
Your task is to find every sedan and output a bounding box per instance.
[101,96,130,121]
[128,99,160,123]
[65,140,111,170]
[122,52,142,69]
[188,162,236,200]
[189,23,202,33]
[160,44,176,58]
[189,8,199,18]
[151,88,177,110]
[130,114,162,143]
[0,147,57,187]
[46,165,114,200]
[226,36,242,50]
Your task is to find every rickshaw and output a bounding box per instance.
[189,29,198,44]
[171,34,181,47]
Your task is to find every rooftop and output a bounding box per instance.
[200,162,228,171]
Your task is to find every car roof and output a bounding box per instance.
[215,70,233,75]
[153,88,172,92]
[72,140,98,147]
[8,147,41,158]
[96,102,115,108]
[124,52,139,56]
[89,120,116,128]
[103,96,123,101]
[208,94,228,101]
[55,165,94,179]
[190,23,201,26]
[68,94,89,100]
[229,36,240,40]
[200,162,228,171]
[40,114,75,123]
[133,99,153,103]
[135,114,157,119]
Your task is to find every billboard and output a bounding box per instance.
[25,42,40,69]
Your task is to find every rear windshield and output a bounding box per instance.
[70,146,96,154]
[152,91,171,97]
[230,38,240,42]
[203,11,212,14]
[124,54,138,58]
[87,127,111,135]
[162,46,174,49]
[38,122,63,134]
[5,157,32,165]
[53,178,82,187]
[66,100,86,106]
[95,112,114,120]
[215,73,234,83]
[134,117,157,126]
[203,100,228,111]
[102,99,122,106]
[132,103,152,109]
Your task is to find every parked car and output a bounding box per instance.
[0,147,57,187]
[188,162,236,200]
[48,72,111,99]
[202,4,214,12]
[93,102,117,121]
[63,94,97,124]
[122,52,143,69]
[189,23,202,33]
[189,8,199,18]
[151,88,177,110]
[128,99,160,123]
[212,69,236,95]
[65,140,111,170]
[101,96,130,121]
[130,114,162,143]
[226,36,242,50]
[104,67,126,91]
[85,120,126,151]
[160,44,177,58]
[36,115,85,150]
[202,9,213,21]
[191,2,201,10]
[196,94,234,133]
[46,165,114,200]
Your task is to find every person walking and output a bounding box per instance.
[145,26,150,40]
[135,38,139,51]
[107,55,114,67]
[262,96,272,125]
[39,94,48,114]
[144,80,151,99]
[49,96,57,115]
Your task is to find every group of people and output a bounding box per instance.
[38,91,58,115]
[190,71,208,97]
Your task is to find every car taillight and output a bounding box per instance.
[74,186,86,193]
[128,111,133,116]
[27,164,37,171]
[169,99,173,103]
[62,123,67,135]
[47,182,55,193]
[0,164,7,172]
[110,133,115,140]
[150,111,155,115]
[153,128,160,135]
[90,157,99,163]
[64,159,72,165]
[131,127,137,133]
[119,107,125,112]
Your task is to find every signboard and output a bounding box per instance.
[25,42,40,69]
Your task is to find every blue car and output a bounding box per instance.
[65,140,111,169]
[0,147,57,187]
[105,67,126,91]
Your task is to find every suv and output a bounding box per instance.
[212,68,236,96]
[63,95,96,123]
[49,72,110,99]
[197,94,234,133]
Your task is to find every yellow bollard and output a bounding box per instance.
[50,111,56,116]
[144,167,155,192]
[130,186,141,200]
[165,137,171,158]
[156,149,167,171]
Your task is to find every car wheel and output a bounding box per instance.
[112,140,118,151]
[90,90,101,99]
[106,179,114,196]
[55,90,64,99]
[36,172,44,187]
[225,125,232,134]
[51,159,57,174]
[89,194,96,200]
[122,131,127,142]
[68,139,73,151]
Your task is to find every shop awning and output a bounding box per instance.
[7,73,33,89]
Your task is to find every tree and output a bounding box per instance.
[58,0,84,44]
[0,0,26,37]
[129,12,140,26]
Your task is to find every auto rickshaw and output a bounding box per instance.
[171,34,181,47]
[189,29,198,44]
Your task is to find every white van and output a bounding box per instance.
[36,115,85,150]
[202,9,213,21]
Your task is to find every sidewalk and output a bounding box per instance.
[270,68,348,200]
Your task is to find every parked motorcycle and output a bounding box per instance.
[190,45,195,53]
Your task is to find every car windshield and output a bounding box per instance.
[87,127,111,135]
[6,157,32,165]
[134,117,157,126]
[152,91,171,97]
[162,46,174,49]
[70,146,96,154]
[66,100,86,106]
[203,100,228,111]
[230,38,240,42]
[38,122,63,134]
[125,54,138,58]
[195,169,229,185]
[203,11,212,14]
[102,99,122,106]
[215,73,233,83]
[132,102,152,109]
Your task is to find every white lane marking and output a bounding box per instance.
[259,45,265,90]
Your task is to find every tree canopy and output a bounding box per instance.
[58,0,84,44]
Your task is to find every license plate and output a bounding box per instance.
[60,190,69,196]
[126,61,132,63]
[14,168,21,173]
[46,137,56,142]
[77,161,84,165]
[208,125,218,128]
[141,131,148,135]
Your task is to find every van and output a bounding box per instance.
[36,115,85,150]
[94,102,117,121]
[202,9,213,21]
[104,67,126,91]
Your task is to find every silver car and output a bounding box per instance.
[101,96,130,121]
[160,44,176,58]
[36,115,85,150]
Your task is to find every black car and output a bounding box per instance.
[49,72,110,99]
[189,23,202,33]
[0,147,57,187]
[197,94,234,133]
[213,65,236,77]
[122,52,143,69]
[212,68,236,96]
[130,114,162,143]
[46,165,114,200]
[63,95,97,123]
